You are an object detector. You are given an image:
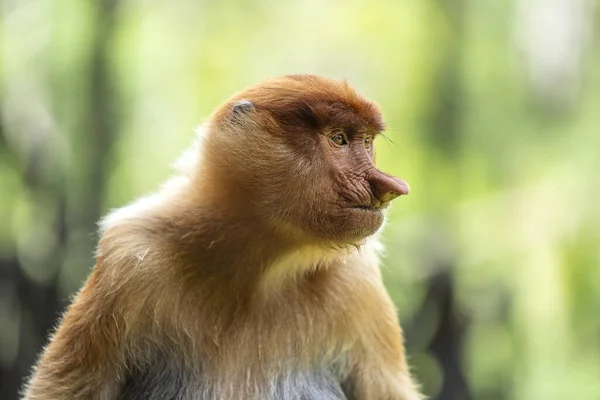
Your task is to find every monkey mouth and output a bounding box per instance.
[350,203,388,213]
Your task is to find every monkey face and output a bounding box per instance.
[267,121,409,245]
[208,75,409,245]
[305,126,409,243]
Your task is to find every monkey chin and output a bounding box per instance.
[313,206,386,246]
[347,207,386,236]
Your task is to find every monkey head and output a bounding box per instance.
[202,75,409,246]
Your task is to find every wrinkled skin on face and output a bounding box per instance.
[309,127,409,242]
[206,75,409,245]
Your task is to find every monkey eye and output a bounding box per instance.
[331,132,348,146]
[364,136,373,149]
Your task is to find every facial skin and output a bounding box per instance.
[314,124,409,240]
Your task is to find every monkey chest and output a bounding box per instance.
[118,357,348,400]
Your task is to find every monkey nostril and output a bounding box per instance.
[379,191,401,203]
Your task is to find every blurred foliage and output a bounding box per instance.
[1,0,599,399]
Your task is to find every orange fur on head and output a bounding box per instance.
[22,75,421,400]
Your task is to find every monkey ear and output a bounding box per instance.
[232,99,255,115]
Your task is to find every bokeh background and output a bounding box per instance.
[1,0,599,399]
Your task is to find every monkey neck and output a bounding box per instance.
[169,194,343,297]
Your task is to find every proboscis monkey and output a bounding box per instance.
[23,74,421,400]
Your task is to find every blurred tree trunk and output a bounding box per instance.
[0,2,119,399]
[412,0,472,399]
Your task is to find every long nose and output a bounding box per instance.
[368,170,410,203]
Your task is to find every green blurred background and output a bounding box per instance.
[1,1,599,399]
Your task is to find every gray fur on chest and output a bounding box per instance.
[119,357,348,400]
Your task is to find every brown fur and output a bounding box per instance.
[22,75,421,400]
